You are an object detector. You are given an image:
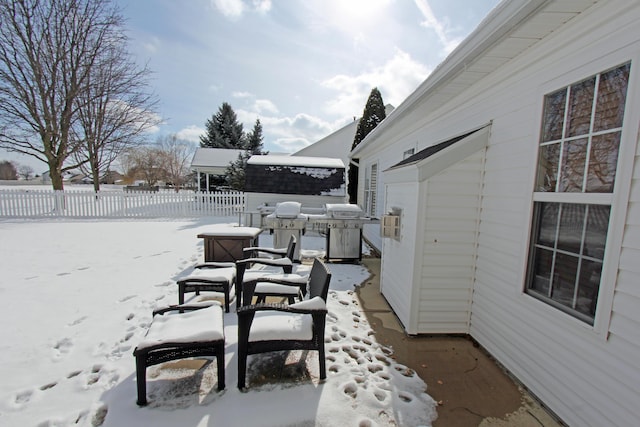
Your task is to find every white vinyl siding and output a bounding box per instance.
[362,1,640,425]
[417,151,484,333]
[380,182,419,330]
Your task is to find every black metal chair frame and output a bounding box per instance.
[237,258,331,389]
[234,236,297,310]
[133,304,225,406]
[242,234,296,259]
[177,262,235,313]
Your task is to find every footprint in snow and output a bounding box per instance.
[84,365,119,389]
[14,389,33,406]
[67,370,82,379]
[39,382,57,391]
[52,337,73,359]
[343,381,358,399]
[118,295,136,303]
[68,316,87,326]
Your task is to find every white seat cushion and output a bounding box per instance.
[242,272,307,284]
[249,312,312,342]
[136,303,224,350]
[255,282,301,295]
[182,267,235,282]
[289,296,326,310]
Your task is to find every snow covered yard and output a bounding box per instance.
[0,218,436,426]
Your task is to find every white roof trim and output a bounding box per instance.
[248,155,344,168]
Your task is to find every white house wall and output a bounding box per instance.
[380,181,419,331]
[471,5,640,426]
[417,151,484,334]
[362,1,640,425]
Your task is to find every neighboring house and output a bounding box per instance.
[244,155,346,211]
[351,0,640,425]
[190,148,244,191]
[293,104,394,171]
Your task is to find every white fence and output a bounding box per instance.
[0,189,245,218]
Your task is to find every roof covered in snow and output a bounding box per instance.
[248,155,344,168]
[191,148,244,169]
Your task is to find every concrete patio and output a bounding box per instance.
[356,257,566,427]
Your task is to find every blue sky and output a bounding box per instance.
[1,0,501,172]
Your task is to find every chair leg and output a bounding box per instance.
[178,283,185,305]
[216,344,226,391]
[318,345,326,380]
[224,284,230,313]
[135,355,148,406]
[237,351,247,389]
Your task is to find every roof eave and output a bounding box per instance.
[351,0,550,157]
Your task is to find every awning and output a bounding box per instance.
[385,124,491,183]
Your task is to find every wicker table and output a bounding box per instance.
[197,227,262,262]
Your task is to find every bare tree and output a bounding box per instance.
[17,164,34,180]
[121,146,166,187]
[157,135,195,191]
[0,160,17,179]
[0,0,127,190]
[73,39,160,192]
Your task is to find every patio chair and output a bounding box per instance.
[237,258,331,389]
[133,302,225,406]
[177,262,236,313]
[242,234,296,260]
[234,236,297,310]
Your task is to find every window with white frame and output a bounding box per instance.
[363,163,378,216]
[403,148,415,159]
[526,62,631,325]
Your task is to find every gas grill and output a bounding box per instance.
[263,202,307,261]
[308,203,376,262]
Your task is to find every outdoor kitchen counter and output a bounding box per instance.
[197,226,263,262]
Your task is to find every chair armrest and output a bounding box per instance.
[237,299,327,316]
[236,257,292,268]
[153,301,219,316]
[243,274,307,287]
[193,261,236,269]
[242,246,288,257]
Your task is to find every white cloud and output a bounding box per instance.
[142,36,161,54]
[252,0,272,14]
[253,99,279,114]
[212,0,272,19]
[212,0,244,19]
[175,125,205,143]
[232,91,254,98]
[271,137,311,153]
[413,0,462,54]
[321,49,431,119]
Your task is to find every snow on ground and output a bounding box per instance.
[0,217,436,426]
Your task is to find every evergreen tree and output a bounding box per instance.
[245,118,266,154]
[200,102,245,149]
[227,118,267,191]
[226,151,249,191]
[348,87,386,203]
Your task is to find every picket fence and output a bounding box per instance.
[0,189,245,218]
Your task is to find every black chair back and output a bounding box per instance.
[285,235,297,260]
[308,258,331,301]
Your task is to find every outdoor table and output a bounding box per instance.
[197,226,262,262]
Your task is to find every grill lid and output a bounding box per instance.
[325,203,363,219]
[274,201,302,218]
